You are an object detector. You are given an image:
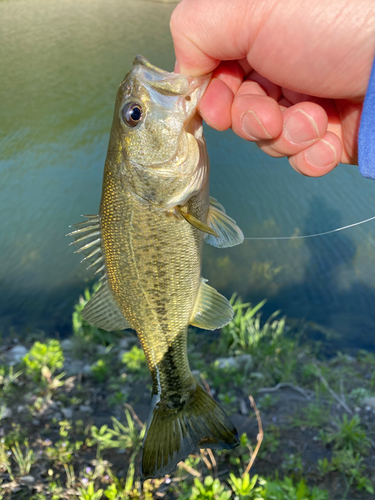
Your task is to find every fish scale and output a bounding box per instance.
[69,55,245,479]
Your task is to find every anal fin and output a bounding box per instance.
[190,279,233,330]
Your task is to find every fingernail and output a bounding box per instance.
[241,111,272,140]
[305,139,337,167]
[284,109,319,144]
[174,60,180,73]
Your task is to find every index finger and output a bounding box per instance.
[170,0,254,75]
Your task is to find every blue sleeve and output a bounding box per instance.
[358,58,375,179]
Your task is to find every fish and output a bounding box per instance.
[68,55,244,479]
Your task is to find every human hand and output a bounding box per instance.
[170,0,375,176]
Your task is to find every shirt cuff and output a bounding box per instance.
[358,57,375,179]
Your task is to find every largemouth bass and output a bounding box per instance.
[69,56,244,478]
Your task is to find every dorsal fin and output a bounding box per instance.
[67,215,105,277]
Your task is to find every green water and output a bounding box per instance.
[1,0,375,351]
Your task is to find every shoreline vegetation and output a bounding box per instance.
[0,288,374,499]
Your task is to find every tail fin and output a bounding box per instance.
[141,384,239,479]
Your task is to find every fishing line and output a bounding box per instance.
[244,215,375,240]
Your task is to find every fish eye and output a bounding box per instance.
[122,102,143,127]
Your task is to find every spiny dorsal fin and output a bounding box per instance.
[205,197,244,248]
[190,279,233,330]
[82,281,132,332]
[67,215,105,276]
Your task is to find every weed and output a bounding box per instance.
[190,476,231,500]
[0,439,12,478]
[23,340,64,381]
[0,365,22,398]
[11,441,36,475]
[220,295,285,355]
[259,424,281,459]
[257,394,279,411]
[319,414,370,454]
[293,402,331,428]
[328,449,374,494]
[121,345,148,379]
[282,453,304,481]
[87,409,145,458]
[264,477,329,500]
[45,439,83,465]
[91,359,109,382]
[77,481,104,500]
[4,423,27,448]
[228,472,265,499]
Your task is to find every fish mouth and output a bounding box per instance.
[132,55,211,105]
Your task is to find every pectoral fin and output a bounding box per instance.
[82,281,132,332]
[177,207,219,237]
[190,279,233,330]
[205,197,244,248]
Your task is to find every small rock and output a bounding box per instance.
[235,354,254,373]
[79,405,93,414]
[62,407,74,419]
[1,407,12,419]
[32,419,40,425]
[7,345,28,364]
[96,345,107,355]
[64,360,84,376]
[82,364,91,375]
[20,475,35,484]
[366,405,372,412]
[363,397,375,410]
[191,370,200,378]
[60,339,73,351]
[355,406,361,413]
[118,337,136,349]
[17,405,25,413]
[312,436,318,441]
[239,399,248,415]
[216,357,236,370]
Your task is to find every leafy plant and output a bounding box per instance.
[87,409,145,458]
[91,359,109,382]
[121,345,148,378]
[77,481,104,500]
[190,476,231,500]
[45,439,83,465]
[23,340,64,381]
[281,453,304,481]
[228,473,265,499]
[220,295,285,354]
[319,414,370,454]
[11,441,36,475]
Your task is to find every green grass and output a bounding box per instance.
[1,290,375,498]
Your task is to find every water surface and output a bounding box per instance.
[1,0,375,352]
